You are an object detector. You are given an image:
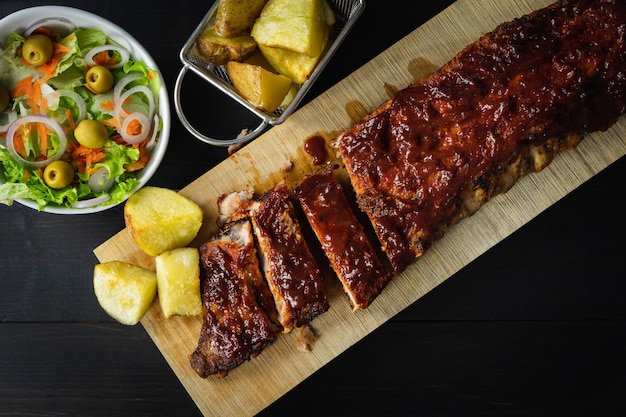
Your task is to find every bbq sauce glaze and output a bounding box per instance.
[338,0,626,273]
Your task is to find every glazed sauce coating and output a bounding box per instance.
[304,135,328,165]
[251,183,329,332]
[190,235,277,378]
[295,165,391,309]
[338,0,626,273]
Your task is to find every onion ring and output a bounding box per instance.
[24,17,76,37]
[114,85,155,121]
[120,111,151,144]
[84,44,130,69]
[113,72,143,104]
[146,114,160,149]
[5,114,67,168]
[44,89,87,124]
[71,193,111,209]
[87,166,115,192]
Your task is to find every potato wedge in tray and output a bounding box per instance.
[194,0,336,111]
[176,0,364,145]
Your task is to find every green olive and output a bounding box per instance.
[43,160,75,189]
[74,119,109,148]
[0,84,10,112]
[22,34,53,66]
[85,65,114,94]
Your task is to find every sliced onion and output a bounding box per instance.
[71,194,111,209]
[146,114,160,149]
[24,17,76,37]
[120,112,151,144]
[88,166,115,193]
[84,45,130,69]
[114,85,156,121]
[44,89,87,124]
[0,111,18,133]
[113,72,143,104]
[5,114,67,168]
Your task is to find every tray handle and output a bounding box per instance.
[174,64,268,147]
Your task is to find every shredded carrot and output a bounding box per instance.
[70,143,107,174]
[101,117,121,131]
[12,75,41,111]
[38,43,72,82]
[125,142,148,172]
[126,118,143,136]
[32,27,58,39]
[111,134,125,145]
[100,99,115,111]
[65,108,76,131]
[92,51,120,68]
[36,122,49,157]
[12,42,72,114]
[12,125,28,157]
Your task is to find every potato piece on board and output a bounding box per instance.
[195,26,257,66]
[226,61,292,112]
[93,261,157,326]
[124,186,203,257]
[155,247,202,318]
[214,0,268,37]
[251,0,327,57]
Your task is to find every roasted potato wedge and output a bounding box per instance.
[93,261,157,326]
[195,26,257,66]
[124,186,203,257]
[280,83,299,108]
[226,60,292,112]
[251,0,328,58]
[155,247,202,318]
[257,27,328,84]
[214,0,268,37]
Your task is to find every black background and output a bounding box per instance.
[1,1,625,416]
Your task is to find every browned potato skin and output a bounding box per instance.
[214,0,268,38]
[195,26,257,66]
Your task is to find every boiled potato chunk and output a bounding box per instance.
[195,26,257,66]
[251,0,327,58]
[155,247,202,318]
[93,261,157,326]
[226,60,292,112]
[124,186,204,257]
[214,0,268,37]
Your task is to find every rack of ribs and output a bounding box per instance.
[250,182,330,333]
[336,0,626,274]
[190,220,278,378]
[294,164,392,310]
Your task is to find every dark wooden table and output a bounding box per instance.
[1,1,625,416]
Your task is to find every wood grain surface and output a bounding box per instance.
[94,0,626,415]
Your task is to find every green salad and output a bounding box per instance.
[0,21,162,210]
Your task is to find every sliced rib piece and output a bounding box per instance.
[336,0,626,274]
[216,190,281,327]
[216,189,254,227]
[294,164,392,310]
[250,182,330,333]
[190,220,277,378]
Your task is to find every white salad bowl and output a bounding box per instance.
[0,6,170,214]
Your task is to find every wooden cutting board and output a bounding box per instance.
[94,0,626,415]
